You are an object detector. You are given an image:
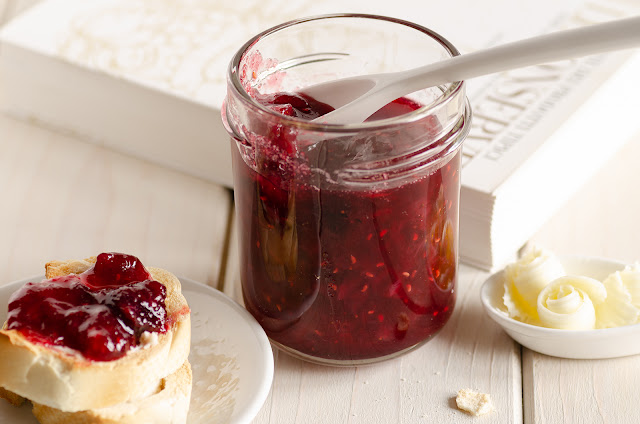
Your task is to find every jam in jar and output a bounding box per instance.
[223,14,470,365]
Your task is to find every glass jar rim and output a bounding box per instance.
[227,13,466,133]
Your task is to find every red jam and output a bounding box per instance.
[6,253,168,361]
[233,92,458,361]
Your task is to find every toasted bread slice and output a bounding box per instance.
[0,257,191,412]
[31,360,192,424]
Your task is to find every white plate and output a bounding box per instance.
[0,276,274,424]
[480,255,640,359]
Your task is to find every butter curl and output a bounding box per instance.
[537,276,606,330]
[503,248,565,322]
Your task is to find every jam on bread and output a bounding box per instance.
[6,252,168,361]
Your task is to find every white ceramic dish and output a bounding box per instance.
[0,276,274,424]
[481,255,640,359]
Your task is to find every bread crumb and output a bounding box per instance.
[455,388,493,416]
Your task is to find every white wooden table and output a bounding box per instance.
[2,1,640,423]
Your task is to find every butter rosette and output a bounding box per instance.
[536,276,607,330]
[596,266,640,328]
[503,248,565,323]
[616,263,640,307]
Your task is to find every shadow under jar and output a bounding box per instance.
[223,14,471,366]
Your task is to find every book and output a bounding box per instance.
[0,0,637,269]
[459,0,640,269]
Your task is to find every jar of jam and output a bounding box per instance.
[223,14,471,365]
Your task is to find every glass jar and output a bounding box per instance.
[223,14,471,366]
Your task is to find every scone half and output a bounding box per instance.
[0,256,191,412]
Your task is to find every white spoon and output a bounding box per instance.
[303,16,640,125]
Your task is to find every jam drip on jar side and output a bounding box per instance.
[234,91,458,360]
[5,252,168,362]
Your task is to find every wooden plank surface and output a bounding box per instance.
[0,112,232,288]
[522,351,640,424]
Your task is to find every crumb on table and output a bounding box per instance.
[455,388,493,416]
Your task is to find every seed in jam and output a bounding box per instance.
[5,253,168,361]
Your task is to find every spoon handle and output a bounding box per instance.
[398,15,640,93]
[315,16,640,124]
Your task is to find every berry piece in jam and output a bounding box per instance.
[5,253,168,362]
[107,280,168,336]
[84,252,151,288]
